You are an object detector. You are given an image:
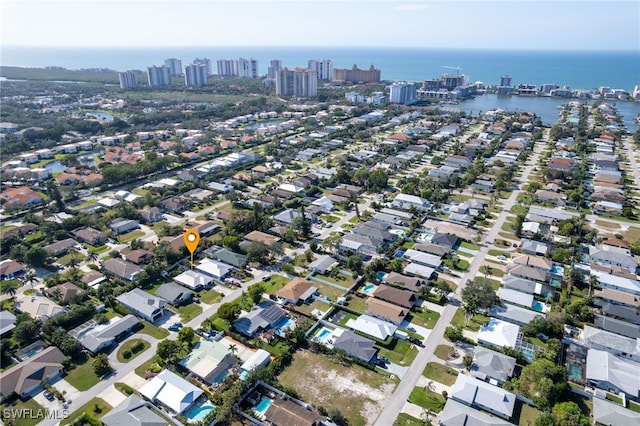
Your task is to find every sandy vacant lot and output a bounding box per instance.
[278,350,397,426]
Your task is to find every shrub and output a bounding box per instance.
[122,350,132,359]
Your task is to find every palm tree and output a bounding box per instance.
[24,271,37,291]
[462,303,478,327]
[86,250,99,265]
[228,344,238,356]
[1,282,17,299]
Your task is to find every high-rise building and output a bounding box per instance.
[333,64,381,83]
[184,64,209,86]
[500,75,512,87]
[147,65,171,87]
[238,58,259,78]
[117,71,138,89]
[164,58,183,76]
[308,59,333,81]
[268,59,282,79]
[193,58,213,76]
[275,68,317,97]
[216,59,237,77]
[389,82,417,105]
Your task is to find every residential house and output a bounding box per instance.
[125,249,153,264]
[589,245,638,273]
[477,318,520,350]
[346,314,398,340]
[594,314,640,339]
[0,186,43,207]
[450,373,516,420]
[210,247,247,269]
[179,339,238,385]
[579,325,640,362]
[159,196,186,212]
[155,283,193,306]
[592,397,640,426]
[102,395,169,426]
[273,208,317,226]
[103,258,142,281]
[15,294,66,320]
[383,272,428,292]
[470,346,516,384]
[196,258,233,281]
[244,230,280,245]
[46,282,84,304]
[520,239,548,256]
[535,189,566,206]
[174,270,213,291]
[277,278,318,304]
[439,399,512,426]
[548,157,576,171]
[489,303,544,326]
[365,298,408,325]
[307,255,338,274]
[72,227,108,245]
[444,155,472,169]
[140,207,164,223]
[430,233,459,249]
[264,397,324,426]
[403,249,442,269]
[339,234,378,257]
[233,301,287,337]
[177,169,206,182]
[391,193,430,211]
[586,349,640,401]
[0,259,25,280]
[79,314,139,353]
[0,311,16,336]
[117,288,166,323]
[372,284,417,308]
[0,347,65,399]
[194,221,221,237]
[594,288,640,325]
[353,222,395,246]
[81,270,106,288]
[471,180,494,193]
[139,369,203,414]
[403,263,437,280]
[332,329,378,363]
[110,218,140,235]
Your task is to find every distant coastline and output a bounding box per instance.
[2,46,638,91]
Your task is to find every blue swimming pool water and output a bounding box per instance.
[255,396,272,415]
[376,271,388,282]
[568,364,582,381]
[274,317,295,336]
[363,284,375,293]
[532,301,545,312]
[239,370,249,380]
[186,403,215,421]
[391,229,405,237]
[317,329,331,340]
[520,348,535,360]
[551,265,564,275]
[394,250,405,258]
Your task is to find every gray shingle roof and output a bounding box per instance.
[332,329,377,363]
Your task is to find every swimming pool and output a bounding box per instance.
[239,370,249,380]
[550,265,564,275]
[376,271,388,282]
[186,403,215,421]
[520,348,535,360]
[315,328,332,341]
[394,250,405,258]
[416,232,434,242]
[254,396,272,415]
[363,284,375,293]
[568,364,582,381]
[390,229,405,237]
[531,301,547,312]
[274,317,296,336]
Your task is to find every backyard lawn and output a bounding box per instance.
[451,308,490,331]
[61,398,111,426]
[278,350,397,426]
[1,397,45,426]
[407,387,446,413]
[314,272,354,288]
[118,230,145,243]
[422,362,459,386]
[313,281,347,302]
[65,358,101,391]
[514,401,542,426]
[344,293,368,313]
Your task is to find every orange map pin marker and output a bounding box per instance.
[183,229,200,254]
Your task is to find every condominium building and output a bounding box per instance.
[164,58,183,76]
[147,65,171,87]
[308,59,333,81]
[193,58,213,76]
[238,58,259,78]
[389,82,417,105]
[275,68,317,97]
[184,64,208,86]
[333,64,381,83]
[500,75,512,87]
[117,71,138,89]
[217,58,237,77]
[268,59,282,78]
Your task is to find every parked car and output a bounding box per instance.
[168,323,183,332]
[43,391,54,401]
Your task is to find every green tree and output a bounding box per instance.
[13,319,41,346]
[461,279,498,310]
[217,302,241,324]
[178,327,195,346]
[24,247,49,267]
[156,340,182,364]
[247,283,265,304]
[92,353,112,376]
[509,358,568,409]
[552,401,589,426]
[347,254,363,275]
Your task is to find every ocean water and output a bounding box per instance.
[2,46,638,91]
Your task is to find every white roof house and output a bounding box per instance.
[403,250,442,268]
[139,369,203,414]
[174,270,213,290]
[195,258,234,280]
[391,193,430,210]
[586,349,640,399]
[311,196,334,212]
[498,288,534,308]
[477,319,519,349]
[451,374,516,419]
[240,349,271,373]
[591,270,640,295]
[581,326,640,362]
[345,314,398,340]
[403,263,436,279]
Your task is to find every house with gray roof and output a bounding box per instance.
[102,394,168,426]
[210,247,247,268]
[594,314,640,339]
[80,314,139,353]
[413,243,450,257]
[332,329,378,363]
[470,346,516,385]
[490,302,544,326]
[102,258,142,281]
[233,301,287,337]
[155,283,193,306]
[43,238,76,256]
[353,222,395,245]
[307,254,338,274]
[589,245,638,273]
[430,233,459,249]
[440,399,512,426]
[110,218,140,235]
[592,397,640,425]
[520,238,549,256]
[451,373,516,419]
[403,249,442,268]
[580,325,640,362]
[117,289,166,323]
[0,310,16,336]
[586,349,640,400]
[502,275,537,294]
[0,347,65,399]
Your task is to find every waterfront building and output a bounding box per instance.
[389,82,417,105]
[268,59,282,79]
[238,58,259,78]
[308,59,333,80]
[184,64,208,86]
[193,57,213,76]
[500,75,512,87]
[164,58,182,76]
[217,58,237,77]
[517,84,538,96]
[117,70,138,89]
[333,64,381,83]
[147,65,171,87]
[276,67,317,97]
[540,83,559,94]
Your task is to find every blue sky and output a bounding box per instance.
[2,1,638,50]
